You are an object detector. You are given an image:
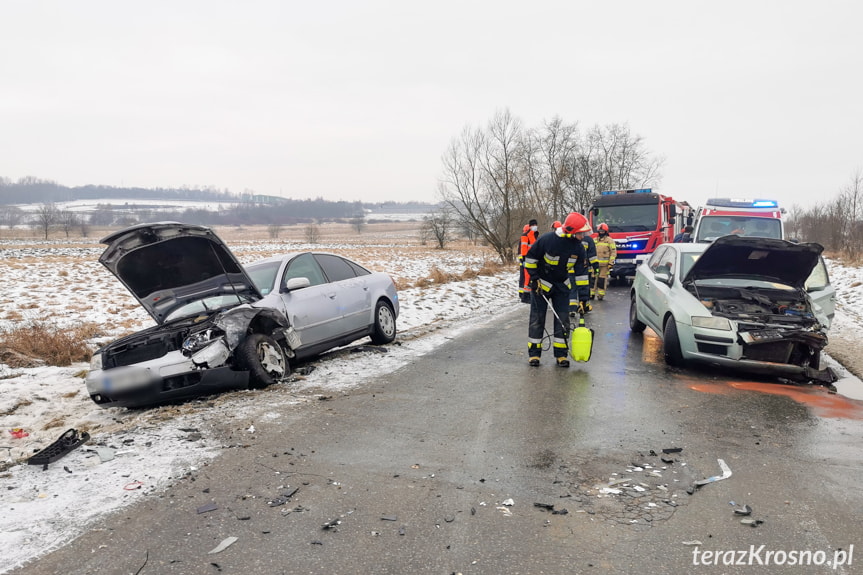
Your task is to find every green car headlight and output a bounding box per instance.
[691,316,732,331]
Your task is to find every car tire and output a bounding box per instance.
[629,294,646,333]
[662,316,685,366]
[369,300,397,345]
[236,333,288,389]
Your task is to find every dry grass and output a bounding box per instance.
[0,320,101,367]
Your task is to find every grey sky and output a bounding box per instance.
[2,1,860,209]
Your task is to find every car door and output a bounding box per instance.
[277,253,342,347]
[637,246,676,334]
[314,253,371,334]
[805,256,836,329]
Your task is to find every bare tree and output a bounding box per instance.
[0,205,24,230]
[267,223,283,239]
[79,216,91,238]
[438,109,527,263]
[304,222,321,244]
[58,210,79,238]
[32,203,59,239]
[421,208,453,249]
[350,216,366,234]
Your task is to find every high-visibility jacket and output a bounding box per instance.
[524,231,585,290]
[594,235,617,265]
[520,229,538,260]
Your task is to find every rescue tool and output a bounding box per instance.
[539,292,594,363]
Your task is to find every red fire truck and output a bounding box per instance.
[587,188,693,284]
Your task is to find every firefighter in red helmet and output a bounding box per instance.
[523,213,587,367]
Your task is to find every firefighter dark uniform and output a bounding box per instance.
[524,213,587,367]
[518,220,539,303]
[592,223,617,299]
[570,231,597,315]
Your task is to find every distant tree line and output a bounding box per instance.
[437,109,664,263]
[786,170,863,262]
[0,177,437,234]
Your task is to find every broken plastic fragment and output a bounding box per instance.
[502,498,514,506]
[9,427,29,439]
[27,429,90,466]
[733,504,752,516]
[740,518,764,527]
[197,502,218,514]
[322,518,341,530]
[662,447,683,454]
[95,447,116,462]
[693,459,732,487]
[208,536,238,554]
[682,540,703,546]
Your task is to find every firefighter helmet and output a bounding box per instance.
[562,212,591,235]
[597,223,609,233]
[551,220,562,230]
[523,224,530,233]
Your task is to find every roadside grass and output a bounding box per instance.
[0,320,101,367]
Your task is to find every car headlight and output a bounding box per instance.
[191,339,230,368]
[691,316,732,331]
[89,353,103,371]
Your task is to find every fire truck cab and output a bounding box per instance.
[692,198,784,243]
[587,188,693,284]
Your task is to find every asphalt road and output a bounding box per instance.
[12,286,863,575]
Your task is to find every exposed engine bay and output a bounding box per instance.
[686,284,833,382]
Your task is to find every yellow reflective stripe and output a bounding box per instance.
[553,340,568,349]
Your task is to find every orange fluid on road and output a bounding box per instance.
[688,380,863,419]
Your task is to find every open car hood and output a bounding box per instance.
[683,235,823,288]
[98,222,262,324]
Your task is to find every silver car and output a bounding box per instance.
[86,222,399,408]
[629,235,836,383]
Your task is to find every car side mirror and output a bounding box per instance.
[283,277,311,292]
[653,270,673,286]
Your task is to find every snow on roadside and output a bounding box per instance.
[1,239,862,573]
[0,237,518,573]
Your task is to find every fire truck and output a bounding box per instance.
[691,198,784,242]
[587,188,693,284]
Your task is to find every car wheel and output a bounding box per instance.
[369,300,397,345]
[629,294,646,333]
[662,316,685,366]
[236,333,288,389]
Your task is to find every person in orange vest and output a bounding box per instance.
[591,223,617,300]
[518,219,539,303]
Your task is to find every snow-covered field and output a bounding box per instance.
[1,227,862,573]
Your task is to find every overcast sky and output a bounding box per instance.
[2,1,861,208]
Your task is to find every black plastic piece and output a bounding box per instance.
[27,429,91,466]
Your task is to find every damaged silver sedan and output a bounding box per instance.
[86,222,399,408]
[629,235,836,384]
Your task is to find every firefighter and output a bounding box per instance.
[569,219,597,316]
[518,219,539,303]
[592,223,616,300]
[524,213,587,367]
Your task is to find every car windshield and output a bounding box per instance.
[245,261,281,295]
[696,216,781,242]
[592,204,658,232]
[680,253,701,278]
